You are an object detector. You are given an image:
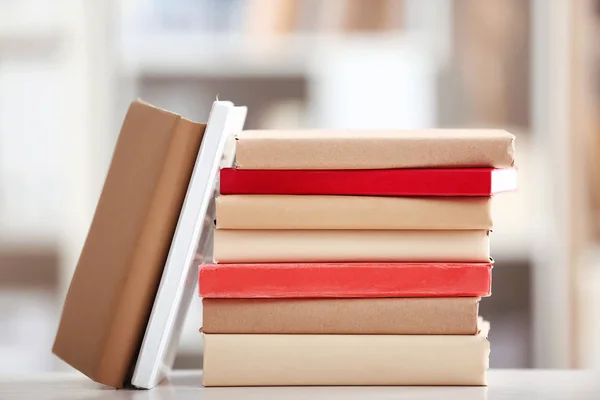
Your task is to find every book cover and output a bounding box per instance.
[199,262,492,298]
[216,195,493,229]
[219,167,517,196]
[203,322,490,386]
[202,297,481,334]
[213,229,490,263]
[234,129,514,169]
[52,100,206,388]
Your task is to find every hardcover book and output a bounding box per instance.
[213,229,490,263]
[219,167,517,196]
[131,101,247,389]
[199,262,493,298]
[216,195,494,230]
[203,321,491,386]
[234,129,515,169]
[52,100,206,388]
[202,297,481,334]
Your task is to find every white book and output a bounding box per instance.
[131,101,247,389]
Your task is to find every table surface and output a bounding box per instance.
[0,369,598,399]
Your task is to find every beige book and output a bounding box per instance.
[234,129,515,169]
[214,229,490,263]
[52,100,206,388]
[202,297,480,334]
[203,321,490,386]
[216,195,493,230]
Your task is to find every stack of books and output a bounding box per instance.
[200,129,516,386]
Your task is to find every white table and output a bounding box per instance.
[0,370,598,399]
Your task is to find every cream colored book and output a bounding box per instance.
[213,229,490,263]
[203,321,490,386]
[216,195,493,230]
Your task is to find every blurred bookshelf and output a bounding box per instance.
[120,32,425,78]
[0,1,67,40]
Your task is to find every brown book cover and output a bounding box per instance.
[234,129,515,169]
[216,195,493,230]
[52,100,206,388]
[203,321,490,386]
[202,298,480,334]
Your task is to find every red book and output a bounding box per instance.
[199,263,492,298]
[219,167,517,196]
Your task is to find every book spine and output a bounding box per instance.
[201,297,480,334]
[203,333,489,386]
[213,229,490,263]
[219,168,499,196]
[216,195,493,230]
[199,262,492,298]
[234,136,514,169]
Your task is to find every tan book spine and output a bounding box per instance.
[234,129,515,169]
[214,229,490,263]
[203,322,490,386]
[202,298,480,334]
[216,195,493,230]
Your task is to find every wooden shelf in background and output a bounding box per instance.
[0,245,60,289]
[119,32,425,78]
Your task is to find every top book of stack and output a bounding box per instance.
[234,129,515,170]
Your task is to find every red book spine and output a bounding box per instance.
[219,168,513,196]
[199,263,492,298]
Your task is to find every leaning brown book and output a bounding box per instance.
[52,100,206,388]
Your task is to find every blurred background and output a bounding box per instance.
[0,0,599,374]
